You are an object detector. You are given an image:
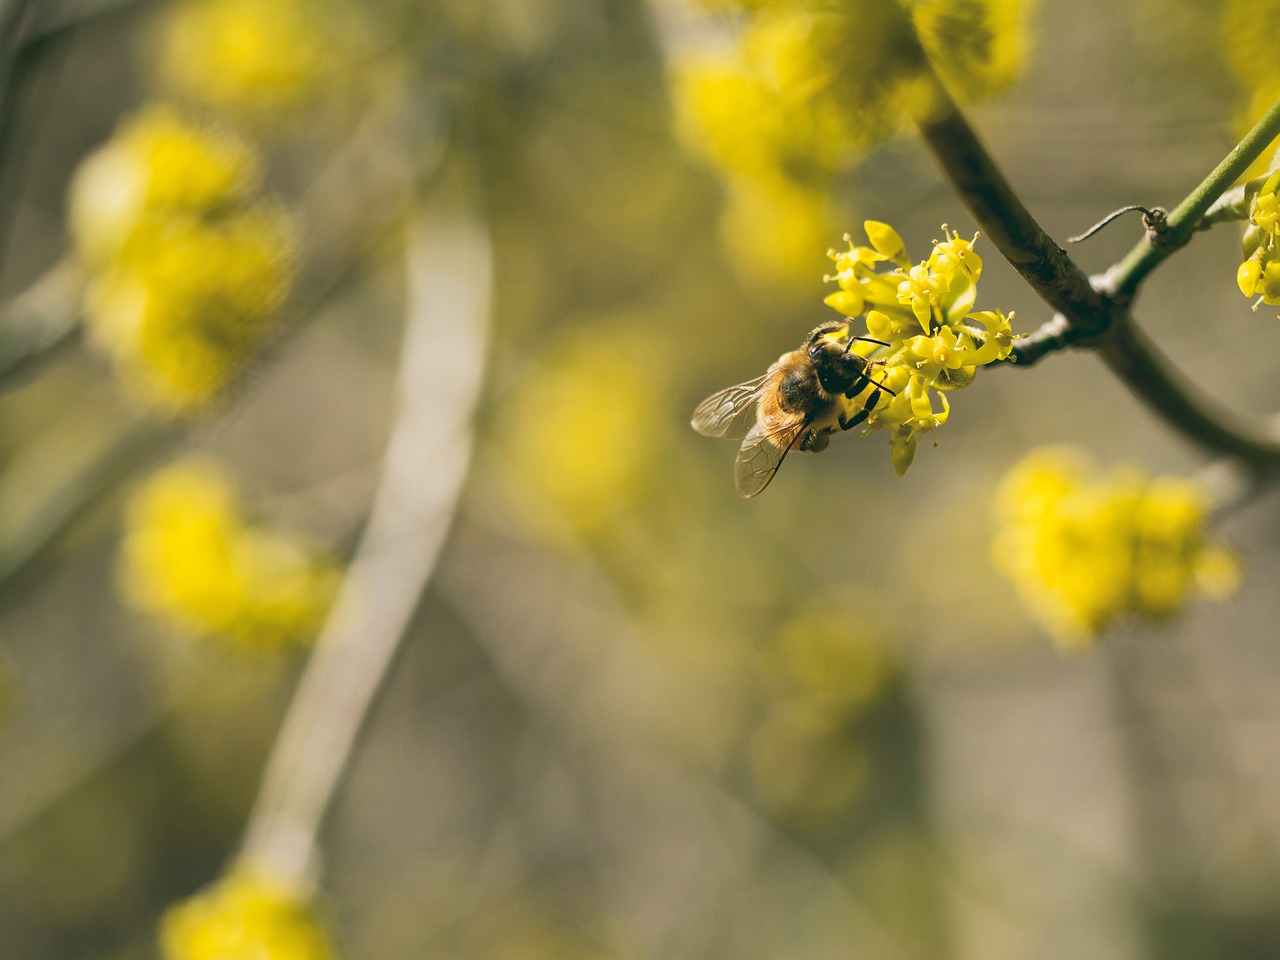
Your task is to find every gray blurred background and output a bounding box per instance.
[2,1,1279,958]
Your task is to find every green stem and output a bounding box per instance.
[1108,95,1280,301]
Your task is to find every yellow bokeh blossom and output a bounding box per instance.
[85,208,294,410]
[68,104,260,266]
[992,448,1241,648]
[158,0,343,123]
[1222,0,1280,156]
[822,221,1018,474]
[502,329,663,535]
[69,105,295,411]
[668,0,1029,286]
[120,458,337,650]
[912,0,1031,101]
[160,870,333,960]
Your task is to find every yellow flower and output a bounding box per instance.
[1255,259,1280,306]
[992,448,1240,647]
[160,870,333,960]
[502,329,663,534]
[69,105,295,412]
[912,0,1031,101]
[1238,255,1264,297]
[158,0,341,123]
[68,104,259,266]
[822,222,1019,474]
[85,207,294,410]
[120,457,336,650]
[1222,0,1280,157]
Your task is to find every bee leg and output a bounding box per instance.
[838,387,882,431]
[799,428,830,452]
[869,376,897,397]
[843,370,872,400]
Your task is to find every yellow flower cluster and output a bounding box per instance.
[1235,168,1280,309]
[748,611,893,823]
[824,221,1016,474]
[911,0,1030,101]
[992,448,1241,648]
[158,0,340,123]
[669,0,1029,287]
[160,870,334,960]
[670,9,868,289]
[502,330,662,535]
[69,105,294,412]
[120,457,336,650]
[1222,0,1280,145]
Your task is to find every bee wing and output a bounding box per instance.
[691,374,769,439]
[734,417,808,498]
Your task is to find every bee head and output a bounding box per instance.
[808,336,863,393]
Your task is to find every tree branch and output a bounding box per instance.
[908,66,1280,469]
[238,187,492,887]
[907,71,1114,336]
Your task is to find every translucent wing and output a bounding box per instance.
[691,374,769,439]
[734,417,808,498]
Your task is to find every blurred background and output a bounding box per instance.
[2,0,1280,958]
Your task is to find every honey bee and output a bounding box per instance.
[691,319,895,497]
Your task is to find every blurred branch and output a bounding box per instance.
[0,414,175,595]
[0,0,79,279]
[0,258,84,391]
[239,185,492,887]
[26,0,159,42]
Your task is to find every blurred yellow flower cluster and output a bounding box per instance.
[1222,0,1280,141]
[669,0,1029,288]
[824,221,1016,474]
[120,457,336,650]
[992,448,1241,648]
[748,611,894,823]
[1235,168,1280,309]
[69,105,294,412]
[161,870,334,960]
[502,329,663,535]
[158,0,342,123]
[911,0,1031,101]
[670,3,907,289]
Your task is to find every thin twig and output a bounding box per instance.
[1067,205,1168,245]
[0,414,176,597]
[238,188,492,887]
[1108,95,1280,301]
